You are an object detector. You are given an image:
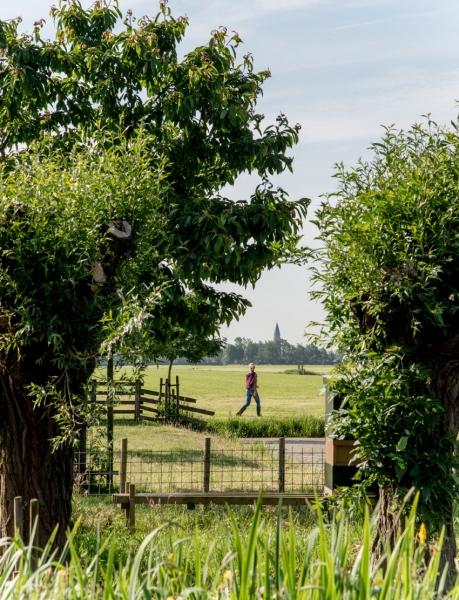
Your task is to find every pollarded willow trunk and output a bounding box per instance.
[371,484,400,565]
[371,337,459,577]
[0,348,87,549]
[425,345,459,578]
[373,487,456,578]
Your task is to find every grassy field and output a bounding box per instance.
[4,496,454,597]
[110,364,330,419]
[71,497,356,578]
[111,420,246,452]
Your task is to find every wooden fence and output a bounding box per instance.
[110,436,321,525]
[89,375,215,426]
[77,376,215,480]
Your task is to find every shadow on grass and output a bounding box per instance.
[131,449,268,470]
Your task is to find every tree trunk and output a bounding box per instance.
[0,334,92,550]
[168,359,173,382]
[373,485,456,583]
[425,346,459,579]
[371,485,400,565]
[371,336,459,576]
[0,371,74,549]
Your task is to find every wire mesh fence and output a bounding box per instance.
[74,440,324,496]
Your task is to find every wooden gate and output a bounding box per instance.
[89,375,215,426]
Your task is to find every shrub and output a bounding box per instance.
[204,415,325,438]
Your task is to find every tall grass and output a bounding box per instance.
[204,415,325,438]
[1,494,457,598]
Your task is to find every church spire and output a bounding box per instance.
[273,322,281,341]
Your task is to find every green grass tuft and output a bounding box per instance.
[203,415,325,438]
[0,492,453,598]
[282,368,322,375]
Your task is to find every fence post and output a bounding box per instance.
[29,498,39,570]
[278,437,285,493]
[78,424,87,474]
[176,375,180,418]
[172,389,177,421]
[128,483,136,529]
[14,496,23,539]
[165,379,169,422]
[203,437,211,493]
[135,381,141,422]
[107,355,114,486]
[120,438,128,494]
[124,481,130,521]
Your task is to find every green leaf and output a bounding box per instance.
[396,436,409,452]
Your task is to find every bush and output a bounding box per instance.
[204,415,325,438]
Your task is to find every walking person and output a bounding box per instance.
[236,363,261,416]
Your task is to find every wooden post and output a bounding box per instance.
[323,375,365,495]
[165,379,169,421]
[124,481,130,521]
[203,437,211,493]
[278,437,285,493]
[120,438,128,494]
[107,355,114,486]
[176,375,180,419]
[14,496,23,539]
[78,424,87,474]
[135,381,141,422]
[29,499,39,570]
[128,483,136,529]
[172,389,177,420]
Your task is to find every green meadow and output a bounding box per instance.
[114,363,330,420]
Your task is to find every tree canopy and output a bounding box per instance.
[0,0,309,544]
[313,117,459,560]
[217,337,338,365]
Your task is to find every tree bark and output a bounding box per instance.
[0,371,74,548]
[425,339,459,578]
[371,485,400,564]
[0,336,92,549]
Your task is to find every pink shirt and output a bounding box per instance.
[246,372,257,389]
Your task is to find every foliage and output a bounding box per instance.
[146,295,228,377]
[0,0,309,441]
[2,494,457,598]
[312,117,459,530]
[0,1,309,285]
[203,415,325,438]
[329,353,459,529]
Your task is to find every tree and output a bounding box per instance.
[313,117,459,567]
[138,293,227,380]
[162,332,226,381]
[0,2,309,545]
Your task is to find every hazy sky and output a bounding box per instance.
[4,0,459,344]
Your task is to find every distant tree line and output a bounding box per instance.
[174,337,339,366]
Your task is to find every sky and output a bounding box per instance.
[4,0,459,345]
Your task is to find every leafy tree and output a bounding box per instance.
[220,337,337,365]
[162,331,226,381]
[313,118,459,566]
[222,341,245,365]
[0,1,309,545]
[138,293,227,379]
